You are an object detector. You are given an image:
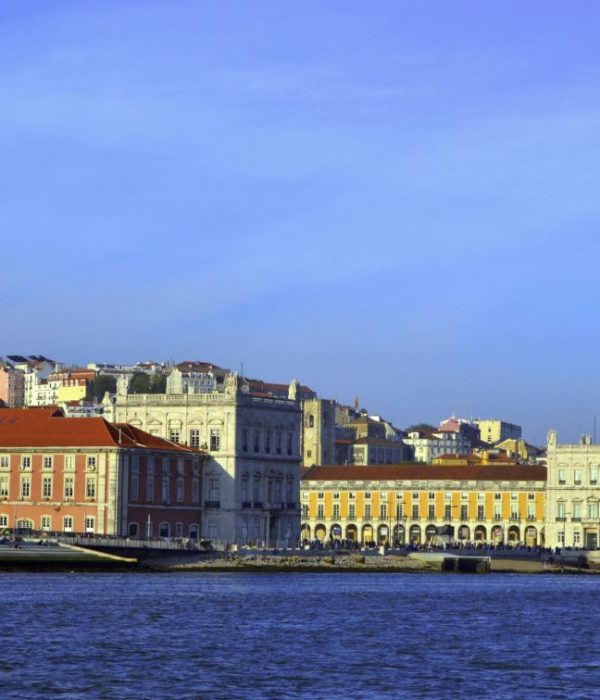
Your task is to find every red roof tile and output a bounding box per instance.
[301,463,547,482]
[0,407,197,453]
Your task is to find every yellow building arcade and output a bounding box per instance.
[301,464,546,547]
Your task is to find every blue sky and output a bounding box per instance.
[2,2,600,443]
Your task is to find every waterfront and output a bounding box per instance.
[2,573,600,698]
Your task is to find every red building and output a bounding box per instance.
[0,407,204,540]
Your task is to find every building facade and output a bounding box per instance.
[545,430,600,549]
[302,398,336,466]
[301,464,546,547]
[105,374,303,547]
[0,407,203,539]
[476,419,522,445]
[403,430,472,463]
[0,362,24,407]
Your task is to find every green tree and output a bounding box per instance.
[405,423,437,434]
[90,374,117,401]
[129,372,166,394]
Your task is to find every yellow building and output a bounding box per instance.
[57,384,88,402]
[476,419,521,445]
[301,463,546,547]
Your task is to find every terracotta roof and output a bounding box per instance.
[247,380,315,397]
[0,408,197,453]
[301,463,547,483]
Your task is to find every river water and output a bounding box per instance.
[1,572,599,699]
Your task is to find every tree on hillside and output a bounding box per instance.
[90,375,117,401]
[405,423,437,434]
[129,372,166,394]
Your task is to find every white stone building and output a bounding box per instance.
[403,430,472,463]
[105,374,302,547]
[545,430,600,550]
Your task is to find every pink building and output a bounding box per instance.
[0,407,205,539]
[0,364,24,407]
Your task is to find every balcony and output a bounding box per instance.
[242,501,252,509]
[204,500,220,509]
[509,515,520,523]
[555,517,567,522]
[571,517,582,522]
[526,515,536,522]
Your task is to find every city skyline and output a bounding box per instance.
[3,3,600,444]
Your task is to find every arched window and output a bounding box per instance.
[308,415,315,428]
[159,522,170,538]
[128,522,139,537]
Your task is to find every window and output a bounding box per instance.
[349,504,356,519]
[41,515,51,531]
[574,469,582,486]
[208,477,220,502]
[147,457,155,475]
[85,516,95,533]
[574,531,581,546]
[444,505,452,520]
[494,504,501,520]
[528,493,535,500]
[558,468,566,485]
[43,456,53,470]
[87,456,97,470]
[557,502,566,518]
[412,504,419,519]
[275,432,282,455]
[192,478,200,504]
[177,477,184,503]
[177,459,184,476]
[0,456,9,469]
[365,492,371,500]
[146,475,155,502]
[428,492,435,500]
[0,476,8,497]
[162,477,170,503]
[428,504,435,519]
[572,502,582,520]
[511,492,518,500]
[169,430,180,444]
[241,429,248,453]
[287,432,293,456]
[333,492,340,500]
[63,516,73,532]
[302,504,309,517]
[0,515,7,527]
[494,493,501,500]
[265,431,271,454]
[333,504,340,518]
[86,477,96,499]
[460,505,468,521]
[364,504,371,519]
[42,477,52,498]
[477,505,484,521]
[396,504,404,519]
[527,504,535,520]
[380,504,387,519]
[21,456,31,470]
[210,430,220,451]
[317,492,324,500]
[64,476,74,499]
[317,504,324,518]
[589,501,599,519]
[254,431,260,453]
[208,521,218,539]
[478,492,484,501]
[162,458,170,475]
[590,467,598,486]
[558,530,565,545]
[412,492,419,500]
[131,475,139,501]
[21,477,31,498]
[381,492,388,501]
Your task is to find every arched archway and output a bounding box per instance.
[425,524,437,543]
[345,524,358,541]
[315,524,326,541]
[458,525,470,541]
[393,523,406,546]
[128,522,139,537]
[330,524,342,541]
[362,524,374,545]
[474,525,487,542]
[409,524,421,545]
[525,526,537,547]
[159,522,170,538]
[16,518,33,532]
[300,524,311,541]
[508,525,520,543]
[377,524,389,545]
[491,525,503,544]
